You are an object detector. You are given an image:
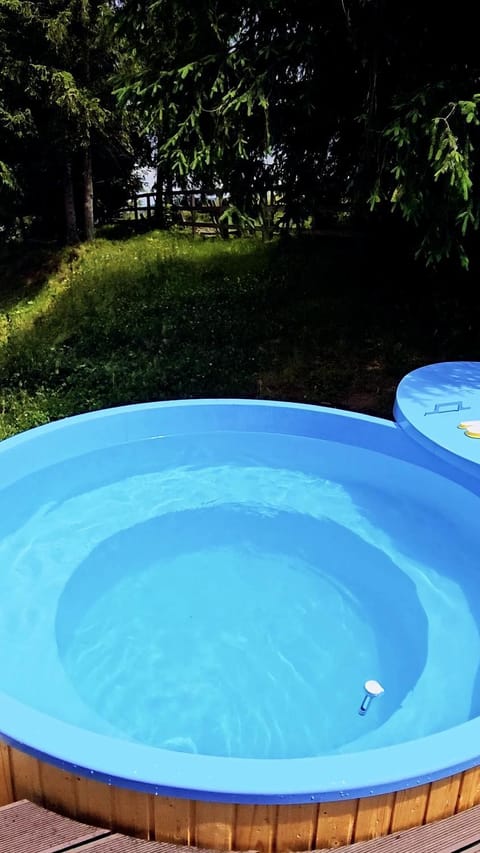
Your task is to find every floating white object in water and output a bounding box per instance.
[359,680,384,716]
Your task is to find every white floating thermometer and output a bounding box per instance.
[359,680,384,716]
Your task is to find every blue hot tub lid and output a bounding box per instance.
[394,361,480,478]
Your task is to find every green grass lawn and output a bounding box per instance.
[0,228,478,440]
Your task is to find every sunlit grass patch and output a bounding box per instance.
[0,232,277,439]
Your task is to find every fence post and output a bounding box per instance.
[191,194,196,237]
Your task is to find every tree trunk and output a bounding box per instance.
[63,159,79,244]
[83,144,95,241]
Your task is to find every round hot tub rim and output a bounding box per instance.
[1,398,480,805]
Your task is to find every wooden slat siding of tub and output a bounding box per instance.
[274,803,319,852]
[8,748,44,805]
[38,759,78,818]
[234,803,277,853]
[153,795,194,845]
[315,801,358,848]
[389,783,430,832]
[111,784,154,840]
[458,766,480,810]
[0,743,13,806]
[353,793,395,841]
[425,775,463,823]
[193,800,236,850]
[74,774,115,829]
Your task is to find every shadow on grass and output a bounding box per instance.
[0,241,78,312]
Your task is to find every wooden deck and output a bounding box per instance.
[2,798,480,853]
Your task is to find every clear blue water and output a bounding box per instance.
[1,430,480,759]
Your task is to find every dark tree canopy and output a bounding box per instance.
[2,0,480,262]
[0,0,149,243]
[116,0,480,266]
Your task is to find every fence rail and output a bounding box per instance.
[117,188,348,238]
[117,188,282,237]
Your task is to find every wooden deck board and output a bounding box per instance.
[87,839,222,853]
[81,834,173,851]
[0,798,109,852]
[314,801,480,853]
[1,797,480,853]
